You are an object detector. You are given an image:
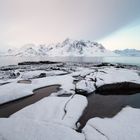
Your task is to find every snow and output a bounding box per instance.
[11,95,87,129]
[2,39,117,57]
[1,104,140,140]
[0,94,87,139]
[74,67,140,94]
[114,49,140,56]
[0,62,140,139]
[71,68,94,77]
[0,64,140,104]
[95,67,140,87]
[76,79,96,94]
[0,118,85,140]
[21,70,67,79]
[83,106,140,140]
[0,74,75,104]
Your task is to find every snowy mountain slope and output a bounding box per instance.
[3,44,49,56]
[114,49,140,56]
[46,38,116,57]
[1,39,117,57]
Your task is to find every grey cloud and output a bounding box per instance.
[0,0,140,47]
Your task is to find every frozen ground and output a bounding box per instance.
[83,106,140,140]
[0,118,85,140]
[11,94,87,129]
[0,62,140,139]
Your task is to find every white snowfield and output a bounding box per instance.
[0,106,140,140]
[0,63,140,139]
[76,79,96,93]
[83,106,140,140]
[0,66,140,104]
[94,67,140,87]
[11,95,88,129]
[0,94,87,140]
[21,70,68,79]
[76,67,140,94]
[0,74,74,104]
[1,38,117,57]
[0,118,85,140]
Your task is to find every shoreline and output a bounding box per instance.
[0,85,60,117]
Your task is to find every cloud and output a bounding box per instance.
[99,19,140,50]
[0,0,140,48]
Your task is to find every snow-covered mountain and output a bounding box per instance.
[45,38,116,57]
[114,49,140,57]
[1,39,117,57]
[3,44,49,56]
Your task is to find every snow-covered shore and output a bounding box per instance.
[0,62,140,140]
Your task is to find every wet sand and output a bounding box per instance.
[78,92,140,130]
[0,85,60,117]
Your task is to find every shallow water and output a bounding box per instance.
[0,85,60,117]
[78,92,140,130]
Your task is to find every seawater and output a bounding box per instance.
[0,56,140,66]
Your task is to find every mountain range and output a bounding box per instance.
[0,39,140,57]
[114,49,140,57]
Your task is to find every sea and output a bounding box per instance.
[0,56,140,67]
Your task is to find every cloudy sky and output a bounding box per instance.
[0,0,140,50]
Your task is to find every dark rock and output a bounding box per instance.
[18,61,59,65]
[95,63,115,67]
[75,89,92,96]
[10,73,16,79]
[38,73,46,78]
[96,82,140,95]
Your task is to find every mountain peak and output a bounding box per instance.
[1,39,116,57]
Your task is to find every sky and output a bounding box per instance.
[0,0,140,50]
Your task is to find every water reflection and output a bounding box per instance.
[0,56,140,66]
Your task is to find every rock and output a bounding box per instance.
[96,82,140,95]
[18,61,58,65]
[17,80,32,84]
[38,73,46,78]
[75,80,96,96]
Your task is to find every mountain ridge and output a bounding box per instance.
[0,38,119,57]
[114,49,140,56]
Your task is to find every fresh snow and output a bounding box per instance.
[0,62,140,140]
[114,49,140,56]
[0,118,85,140]
[75,67,140,94]
[76,79,96,94]
[21,70,67,79]
[1,104,140,140]
[94,67,140,87]
[1,39,117,57]
[0,65,140,104]
[0,74,74,104]
[83,106,140,140]
[11,95,88,129]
